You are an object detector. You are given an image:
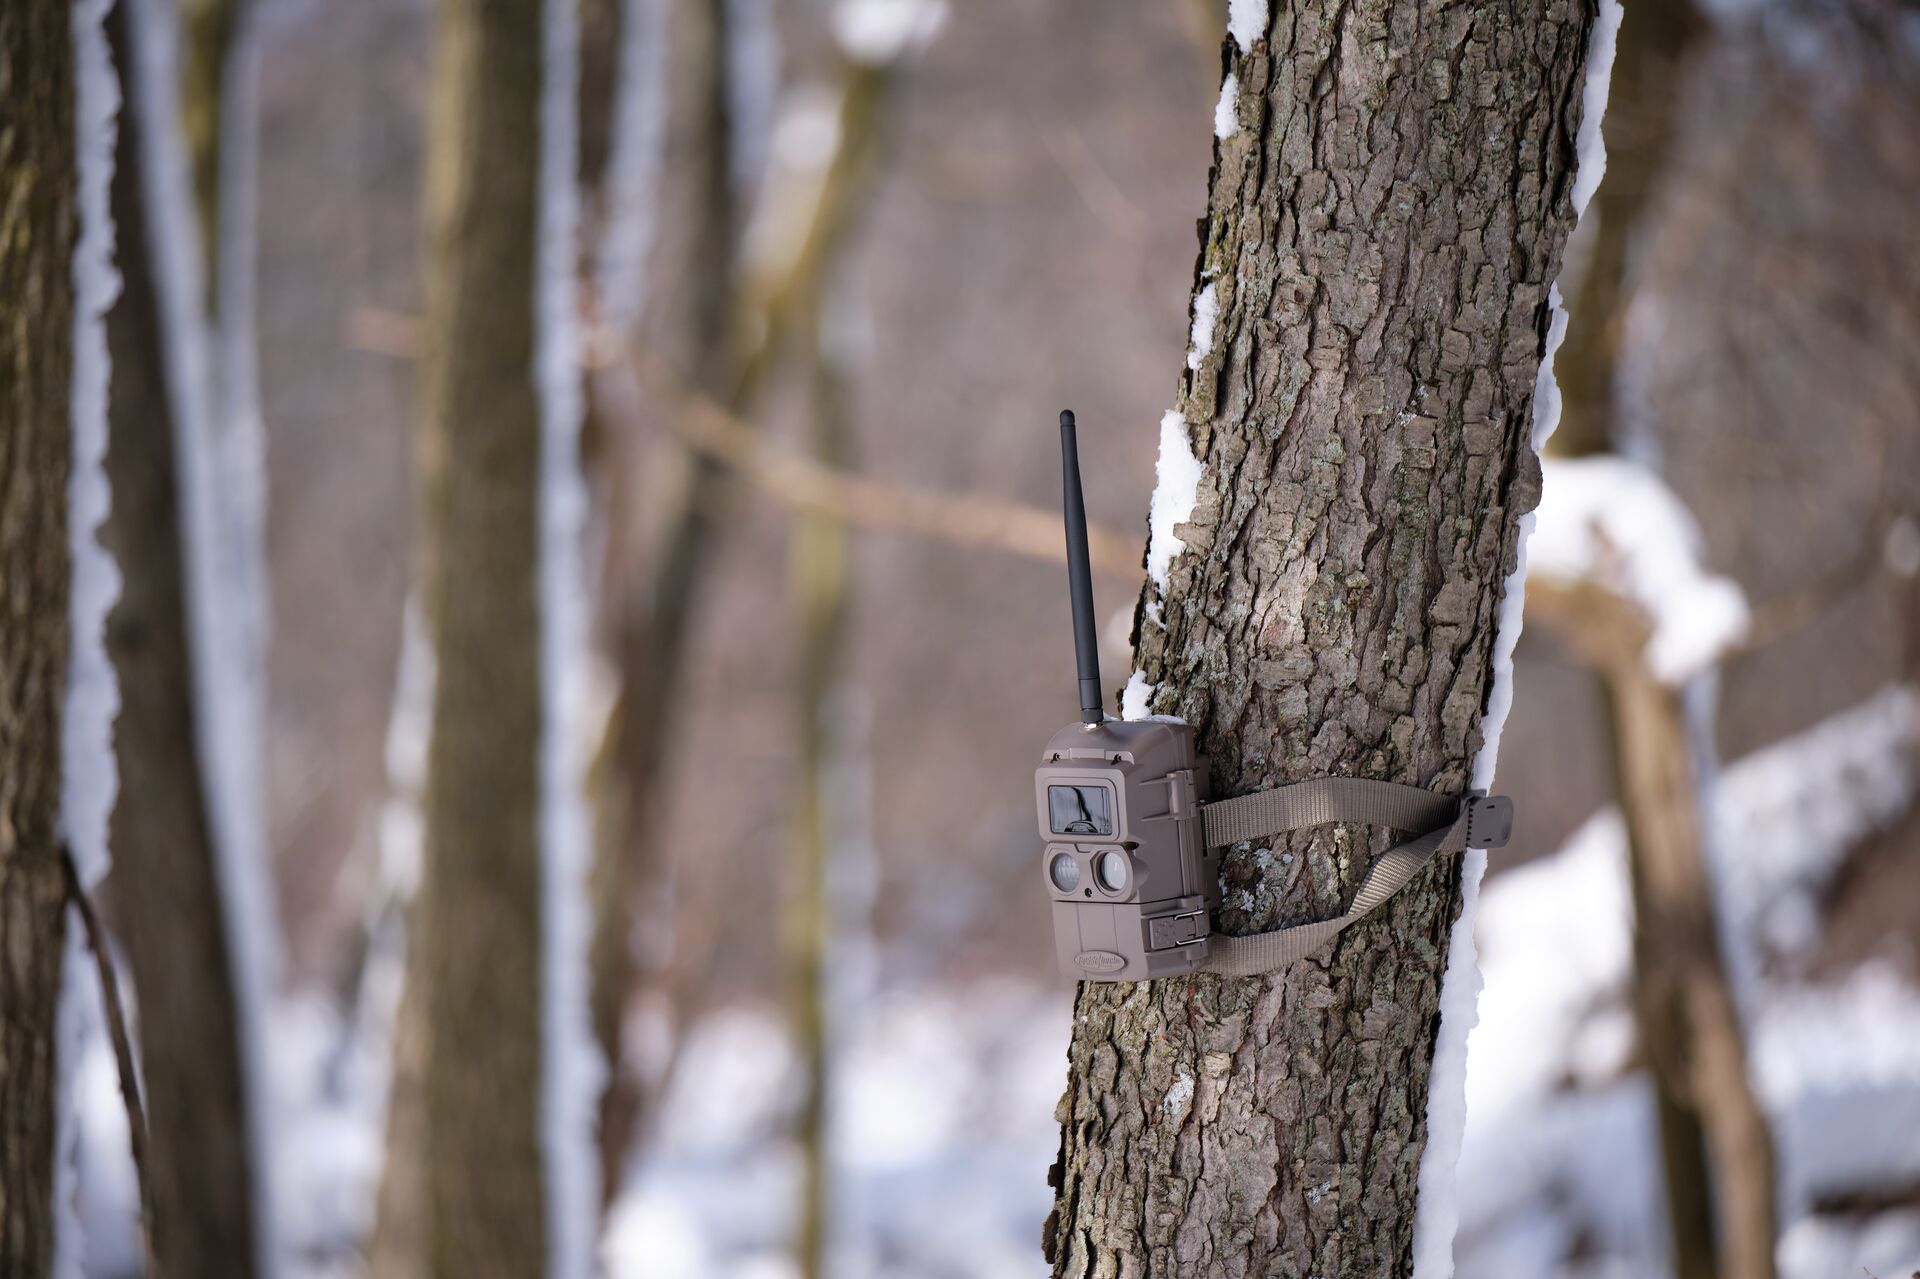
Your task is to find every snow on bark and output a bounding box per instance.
[1212,73,1239,140]
[1226,0,1267,54]
[538,0,607,1270]
[121,0,283,1269]
[1411,2,1622,1273]
[1144,409,1204,594]
[54,3,122,1273]
[1184,282,1218,371]
[594,0,671,331]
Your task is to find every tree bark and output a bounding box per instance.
[1046,4,1593,1275]
[97,4,266,1274]
[371,0,549,1271]
[0,2,77,1272]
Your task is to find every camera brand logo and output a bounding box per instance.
[1075,951,1126,974]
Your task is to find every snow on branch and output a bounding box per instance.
[832,0,947,65]
[1529,455,1750,684]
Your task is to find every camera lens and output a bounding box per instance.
[1048,852,1080,893]
[1095,851,1128,893]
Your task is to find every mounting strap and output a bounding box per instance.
[1195,779,1513,975]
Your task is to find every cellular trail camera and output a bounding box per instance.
[1038,411,1218,981]
[1036,410,1516,983]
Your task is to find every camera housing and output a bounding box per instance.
[1040,410,1220,981]
[1036,717,1217,980]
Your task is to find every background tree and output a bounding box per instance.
[99,1,266,1272]
[1046,2,1597,1273]
[1528,3,1780,1277]
[370,0,550,1270]
[0,1,80,1269]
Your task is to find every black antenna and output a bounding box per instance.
[1059,410,1105,724]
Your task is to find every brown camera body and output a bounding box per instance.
[1035,717,1218,981]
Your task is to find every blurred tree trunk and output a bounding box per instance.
[180,0,241,308]
[788,318,852,1279]
[370,0,549,1271]
[0,4,78,1272]
[98,3,265,1275]
[589,0,738,1204]
[1044,4,1593,1275]
[1538,6,1780,1277]
[782,53,893,1279]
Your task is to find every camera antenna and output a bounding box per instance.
[1059,410,1105,725]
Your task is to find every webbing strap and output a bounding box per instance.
[1194,779,1511,976]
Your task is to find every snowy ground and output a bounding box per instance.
[63,688,1920,1278]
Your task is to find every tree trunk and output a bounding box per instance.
[589,0,739,1203]
[372,0,549,1271]
[1045,4,1594,1275]
[179,0,240,310]
[0,2,77,1272]
[1536,4,1780,1274]
[97,2,265,1274]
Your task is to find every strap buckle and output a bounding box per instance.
[1146,909,1209,950]
[1463,792,1514,849]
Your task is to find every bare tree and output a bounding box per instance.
[1531,5,1780,1277]
[0,1,79,1270]
[1045,2,1596,1273]
[369,0,549,1270]
[97,2,266,1272]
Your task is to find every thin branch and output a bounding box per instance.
[605,337,1144,581]
[344,303,1145,582]
[60,846,157,1278]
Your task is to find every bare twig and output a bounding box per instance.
[608,338,1144,581]
[60,846,157,1278]
[347,303,1143,583]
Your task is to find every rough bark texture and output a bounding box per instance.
[1046,3,1594,1275]
[0,3,77,1272]
[98,3,265,1272]
[373,0,549,1271]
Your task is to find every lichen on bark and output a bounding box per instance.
[1046,2,1596,1275]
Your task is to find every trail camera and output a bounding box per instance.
[1035,411,1517,984]
[1038,412,1218,981]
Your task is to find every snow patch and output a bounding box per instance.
[1227,0,1267,53]
[1571,0,1625,217]
[1529,455,1750,684]
[55,3,121,1272]
[537,0,608,1270]
[832,0,947,64]
[1213,72,1240,139]
[1455,684,1920,1273]
[1120,671,1156,721]
[594,0,671,331]
[1146,410,1204,592]
[62,0,123,896]
[1185,283,1218,371]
